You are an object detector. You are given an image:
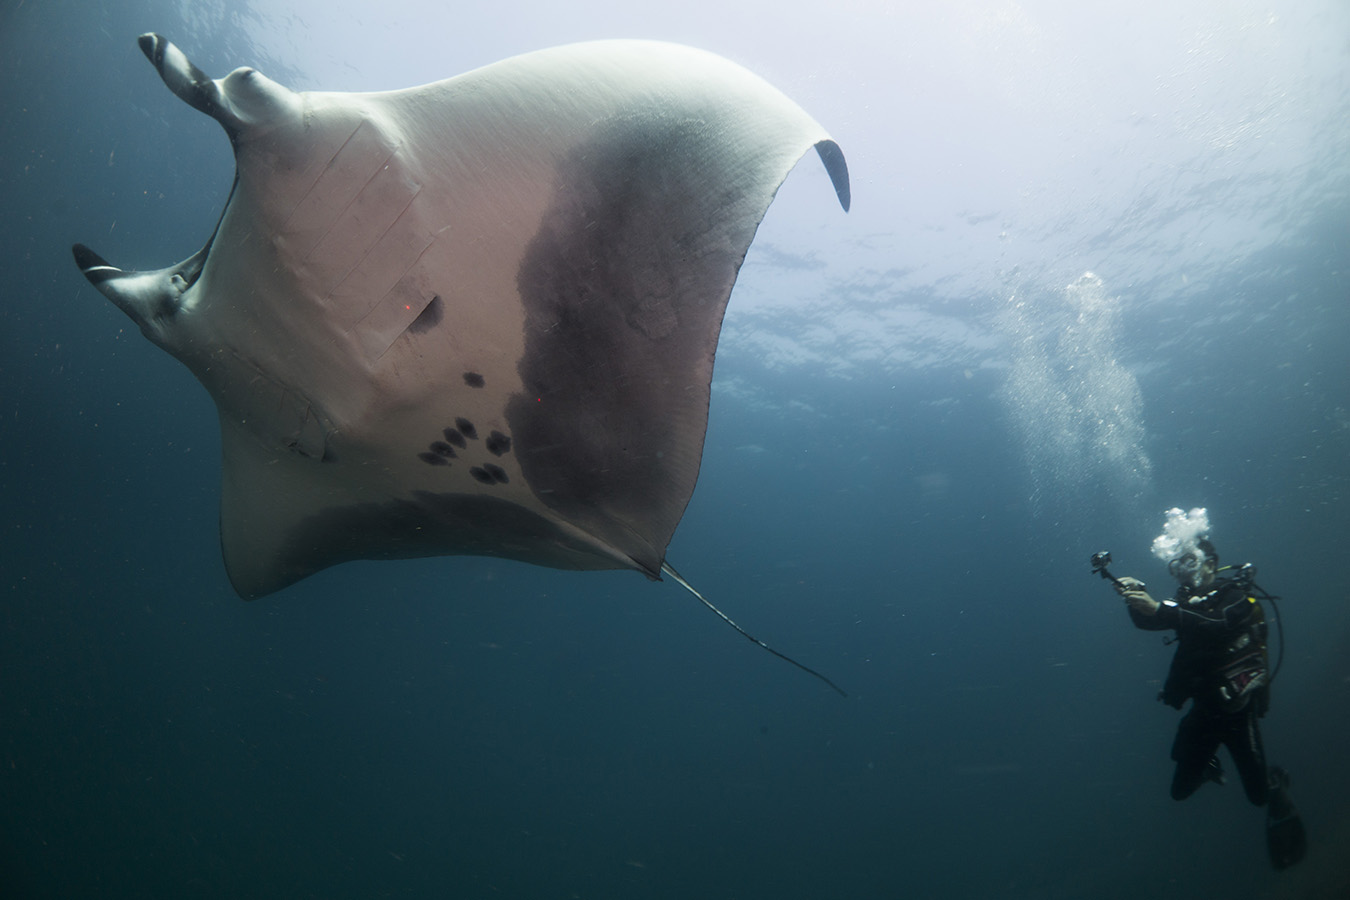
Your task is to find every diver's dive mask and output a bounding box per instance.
[1168,551,1210,589]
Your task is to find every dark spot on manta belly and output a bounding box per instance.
[424,419,511,478]
[470,464,509,485]
[463,372,485,388]
[486,431,512,456]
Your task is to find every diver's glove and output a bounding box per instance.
[1114,576,1160,615]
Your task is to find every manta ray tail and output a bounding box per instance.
[661,562,847,697]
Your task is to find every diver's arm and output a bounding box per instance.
[1115,576,1158,613]
[1116,576,1179,629]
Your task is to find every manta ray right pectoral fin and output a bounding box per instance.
[660,562,847,696]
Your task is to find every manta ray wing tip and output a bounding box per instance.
[137,33,162,64]
[71,243,121,285]
[814,140,851,212]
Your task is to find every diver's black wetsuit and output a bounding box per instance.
[1130,577,1270,805]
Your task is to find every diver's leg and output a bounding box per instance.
[1265,766,1306,869]
[1226,708,1269,806]
[1170,708,1223,800]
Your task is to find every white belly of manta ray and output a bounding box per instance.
[73,33,851,694]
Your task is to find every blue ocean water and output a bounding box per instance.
[2,1,1348,898]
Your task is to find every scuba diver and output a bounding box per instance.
[1093,508,1306,870]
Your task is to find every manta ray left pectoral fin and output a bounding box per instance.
[217,417,345,599]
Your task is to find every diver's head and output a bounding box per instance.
[1169,539,1219,590]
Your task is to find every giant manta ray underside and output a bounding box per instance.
[74,34,849,686]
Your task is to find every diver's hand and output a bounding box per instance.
[1114,576,1159,615]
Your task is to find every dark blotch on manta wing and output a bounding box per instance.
[455,418,478,440]
[469,467,494,485]
[429,441,457,458]
[418,451,450,466]
[508,118,759,573]
[442,428,467,449]
[463,372,485,388]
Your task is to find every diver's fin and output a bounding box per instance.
[1265,766,1306,870]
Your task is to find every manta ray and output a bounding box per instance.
[74,35,849,684]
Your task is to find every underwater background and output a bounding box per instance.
[2,0,1348,897]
